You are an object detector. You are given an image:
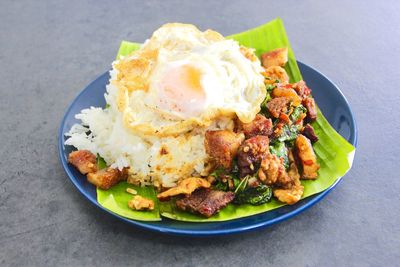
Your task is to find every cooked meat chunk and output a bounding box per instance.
[267,97,290,118]
[301,124,318,143]
[271,150,304,205]
[237,114,273,138]
[261,47,288,68]
[302,97,317,122]
[204,130,245,169]
[263,66,289,84]
[292,80,311,99]
[128,195,154,211]
[68,150,127,190]
[295,134,320,179]
[87,167,128,190]
[274,183,304,205]
[237,135,270,177]
[272,87,301,106]
[157,177,211,201]
[68,150,97,174]
[176,189,235,217]
[258,153,293,188]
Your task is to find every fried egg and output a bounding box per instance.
[111,23,266,137]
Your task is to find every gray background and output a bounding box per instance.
[1,0,399,266]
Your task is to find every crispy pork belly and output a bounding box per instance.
[266,97,290,118]
[237,135,270,177]
[302,97,317,122]
[68,150,97,174]
[87,167,127,190]
[272,87,301,106]
[261,47,288,68]
[263,66,289,84]
[295,134,320,179]
[292,80,312,99]
[268,150,304,205]
[237,114,273,138]
[157,177,211,201]
[301,124,318,143]
[204,130,245,169]
[176,189,235,217]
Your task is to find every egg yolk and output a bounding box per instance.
[158,65,206,116]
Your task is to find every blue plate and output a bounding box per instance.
[58,61,357,236]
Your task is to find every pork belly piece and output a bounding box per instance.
[128,195,154,211]
[237,114,273,138]
[269,149,304,205]
[204,130,245,169]
[292,80,312,99]
[266,97,290,118]
[237,135,270,177]
[302,97,317,122]
[176,189,235,217]
[263,66,289,84]
[261,47,288,68]
[87,167,128,190]
[295,134,320,179]
[272,87,301,107]
[157,177,211,201]
[68,150,97,174]
[301,124,318,143]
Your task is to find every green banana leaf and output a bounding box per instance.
[97,18,355,222]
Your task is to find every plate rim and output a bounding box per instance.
[58,60,358,236]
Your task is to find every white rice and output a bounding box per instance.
[65,70,233,187]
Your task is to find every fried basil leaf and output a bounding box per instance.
[233,185,273,205]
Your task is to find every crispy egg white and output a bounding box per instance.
[110,23,266,137]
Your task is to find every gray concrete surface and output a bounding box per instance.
[1,0,399,266]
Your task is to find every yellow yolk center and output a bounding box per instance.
[158,65,206,116]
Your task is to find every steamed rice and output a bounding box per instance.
[65,69,234,187]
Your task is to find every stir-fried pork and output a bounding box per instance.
[87,167,128,190]
[272,87,301,107]
[302,97,317,122]
[295,134,320,179]
[176,189,235,217]
[272,150,304,205]
[261,47,288,68]
[301,124,318,143]
[68,150,97,174]
[237,135,270,177]
[237,114,273,138]
[204,130,245,169]
[263,66,290,84]
[267,97,290,118]
[292,80,312,99]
